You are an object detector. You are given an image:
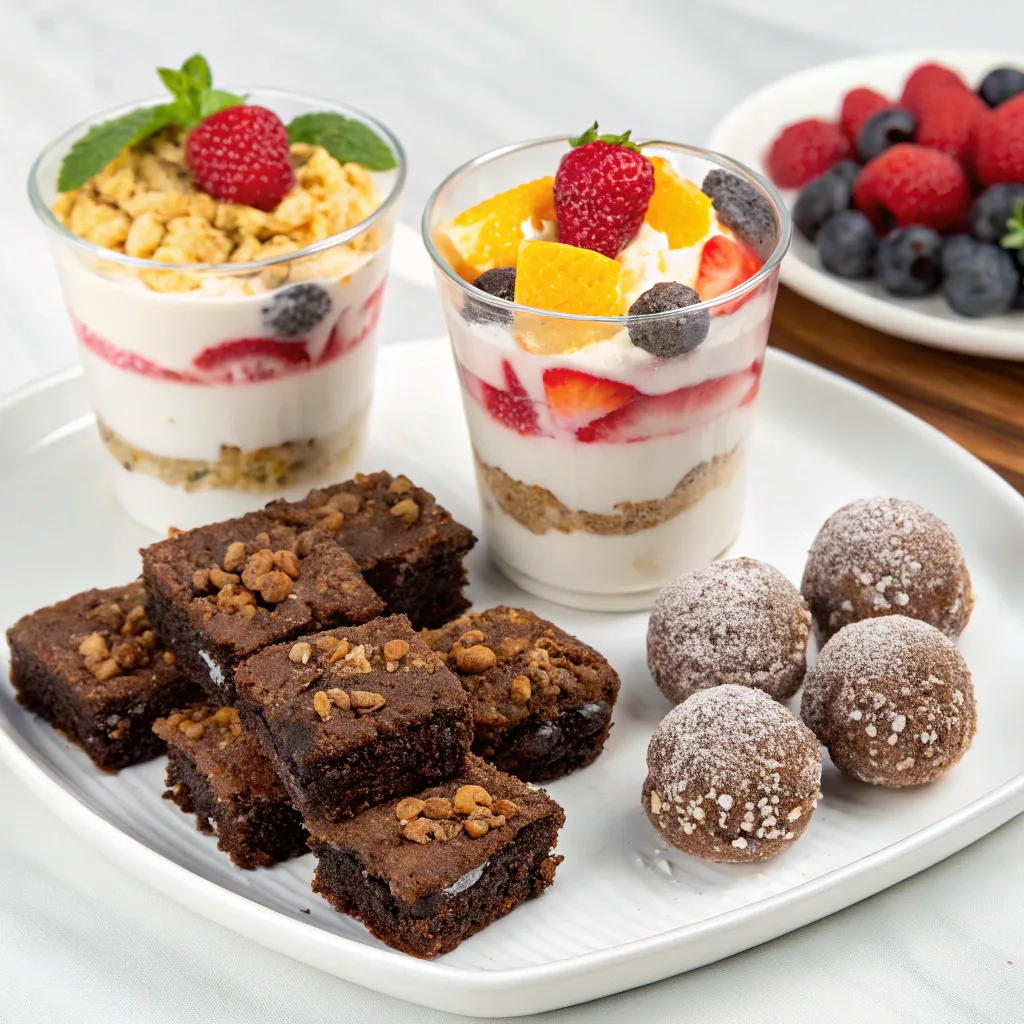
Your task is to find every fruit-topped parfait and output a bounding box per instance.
[30,55,405,532]
[425,127,790,610]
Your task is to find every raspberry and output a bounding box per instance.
[840,87,890,142]
[554,125,654,258]
[186,105,295,211]
[853,144,971,232]
[900,62,968,115]
[915,86,987,164]
[975,93,1024,186]
[764,119,852,189]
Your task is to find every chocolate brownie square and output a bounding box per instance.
[234,615,473,822]
[153,705,307,870]
[306,755,564,958]
[141,511,383,703]
[423,606,620,782]
[265,471,476,628]
[6,581,202,771]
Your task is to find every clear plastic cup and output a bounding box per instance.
[30,90,405,533]
[423,138,791,611]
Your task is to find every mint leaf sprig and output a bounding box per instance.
[286,112,397,171]
[1002,201,1024,251]
[57,54,245,192]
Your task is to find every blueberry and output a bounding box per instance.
[942,243,1020,317]
[462,267,516,325]
[817,210,877,278]
[875,226,943,297]
[979,66,1024,107]
[627,282,709,357]
[701,169,778,260]
[969,184,1024,243]
[261,283,333,339]
[857,108,917,162]
[828,160,862,189]
[941,234,979,276]
[793,170,853,241]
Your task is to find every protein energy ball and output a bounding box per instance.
[646,557,812,705]
[801,615,977,787]
[801,497,973,642]
[642,685,822,863]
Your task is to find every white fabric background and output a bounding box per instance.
[2,1,1023,1019]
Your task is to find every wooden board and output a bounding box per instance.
[769,285,1024,493]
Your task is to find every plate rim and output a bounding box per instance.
[2,343,1024,1016]
[707,48,1024,360]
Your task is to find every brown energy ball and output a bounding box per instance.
[801,497,972,643]
[642,684,822,863]
[646,557,812,705]
[801,615,977,787]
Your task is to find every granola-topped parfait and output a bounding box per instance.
[30,55,405,532]
[424,129,791,610]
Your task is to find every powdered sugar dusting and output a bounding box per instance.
[647,557,811,705]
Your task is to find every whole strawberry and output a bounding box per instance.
[975,93,1024,186]
[554,123,654,258]
[187,105,295,211]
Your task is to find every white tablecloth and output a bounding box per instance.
[2,2,1022,1019]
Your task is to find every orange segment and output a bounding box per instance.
[433,177,556,281]
[645,156,712,249]
[513,240,622,353]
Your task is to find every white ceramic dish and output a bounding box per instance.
[708,49,1024,360]
[2,337,1023,1018]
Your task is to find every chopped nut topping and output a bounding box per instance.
[403,818,454,844]
[395,797,426,821]
[92,657,121,682]
[315,635,340,653]
[256,569,293,603]
[192,568,211,592]
[491,799,518,819]
[463,819,490,839]
[454,784,492,816]
[387,476,413,494]
[327,491,362,515]
[78,632,109,658]
[349,690,386,714]
[313,690,332,720]
[500,636,530,657]
[209,566,240,589]
[343,644,372,673]
[458,629,485,646]
[162,650,177,666]
[327,638,351,663]
[321,511,344,532]
[383,639,410,662]
[354,473,375,491]
[455,644,497,674]
[325,687,350,711]
[272,549,300,578]
[240,604,257,621]
[111,641,138,669]
[389,498,420,524]
[182,721,205,740]
[122,604,149,636]
[222,541,247,572]
[289,641,312,665]
[510,675,532,705]
[86,602,124,630]
[138,629,158,650]
[295,530,318,557]
[242,549,275,588]
[216,584,256,615]
[421,797,454,820]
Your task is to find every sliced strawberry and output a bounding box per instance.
[460,361,542,436]
[192,338,311,383]
[695,235,763,316]
[73,318,204,384]
[577,365,760,443]
[542,367,639,432]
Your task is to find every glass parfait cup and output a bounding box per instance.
[423,139,791,611]
[29,90,405,534]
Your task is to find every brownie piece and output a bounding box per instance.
[265,471,476,628]
[235,615,473,822]
[153,704,307,869]
[306,755,564,958]
[6,581,202,771]
[141,510,383,703]
[423,606,620,781]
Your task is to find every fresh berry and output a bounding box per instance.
[434,178,555,282]
[916,87,986,163]
[462,267,517,325]
[829,160,863,189]
[969,184,1024,243]
[975,93,1024,186]
[942,243,1020,317]
[576,366,758,444]
[644,157,712,248]
[900,63,968,114]
[856,108,917,162]
[542,368,638,432]
[875,226,943,297]
[979,67,1024,108]
[840,87,891,142]
[261,283,332,338]
[627,282,710,357]
[816,210,877,278]
[461,361,542,435]
[554,123,654,258]
[695,235,763,314]
[186,106,295,211]
[793,168,853,241]
[192,338,311,383]
[701,170,778,259]
[941,234,979,276]
[853,144,971,231]
[765,118,852,190]
[74,320,202,383]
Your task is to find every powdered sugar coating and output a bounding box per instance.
[646,557,812,705]
[801,615,976,787]
[801,497,972,642]
[642,684,822,863]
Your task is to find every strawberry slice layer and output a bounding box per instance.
[542,367,639,432]
[192,338,311,383]
[460,360,542,436]
[696,235,763,316]
[577,364,760,443]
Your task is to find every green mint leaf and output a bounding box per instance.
[568,122,640,151]
[1002,201,1024,250]
[181,53,211,89]
[199,88,246,120]
[57,105,175,191]
[157,67,195,103]
[287,112,396,170]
